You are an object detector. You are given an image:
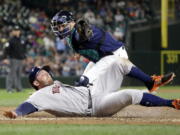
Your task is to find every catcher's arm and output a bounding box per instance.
[75,18,93,41]
[3,102,38,119]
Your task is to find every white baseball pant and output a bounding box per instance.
[86,55,144,116]
[83,46,129,83]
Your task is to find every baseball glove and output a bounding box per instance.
[76,18,93,41]
[3,111,17,119]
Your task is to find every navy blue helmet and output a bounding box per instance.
[29,66,51,90]
[51,10,74,39]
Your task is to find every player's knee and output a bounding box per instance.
[115,58,134,74]
[119,57,133,66]
[121,90,143,104]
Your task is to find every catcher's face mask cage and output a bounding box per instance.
[51,10,74,39]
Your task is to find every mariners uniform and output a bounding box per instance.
[12,55,179,117]
[51,10,175,92]
[67,24,128,83]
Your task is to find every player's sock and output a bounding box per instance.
[127,66,153,89]
[140,93,173,107]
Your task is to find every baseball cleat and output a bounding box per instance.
[149,72,175,92]
[172,99,180,110]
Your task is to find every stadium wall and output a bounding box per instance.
[0,49,179,89]
[130,21,180,50]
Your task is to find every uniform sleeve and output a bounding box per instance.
[15,102,38,116]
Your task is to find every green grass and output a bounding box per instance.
[0,124,180,135]
[122,86,180,90]
[157,86,180,90]
[0,89,33,106]
[123,86,180,99]
[157,92,180,99]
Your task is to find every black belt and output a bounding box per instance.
[88,88,92,109]
[86,88,92,117]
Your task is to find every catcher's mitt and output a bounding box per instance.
[76,18,93,42]
[3,111,17,119]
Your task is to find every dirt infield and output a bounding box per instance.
[0,89,180,125]
[1,105,180,125]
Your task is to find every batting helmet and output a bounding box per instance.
[51,10,74,39]
[29,65,52,90]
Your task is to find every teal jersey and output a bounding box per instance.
[66,30,101,62]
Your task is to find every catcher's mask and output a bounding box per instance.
[29,65,52,90]
[51,10,74,39]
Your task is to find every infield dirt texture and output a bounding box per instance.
[0,88,180,125]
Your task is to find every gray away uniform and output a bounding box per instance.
[25,55,144,117]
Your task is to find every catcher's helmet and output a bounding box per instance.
[29,65,51,90]
[51,10,74,39]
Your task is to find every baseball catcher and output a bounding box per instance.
[51,10,175,92]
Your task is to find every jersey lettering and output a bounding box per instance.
[52,85,60,94]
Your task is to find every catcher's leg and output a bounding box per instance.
[90,55,134,96]
[113,46,175,93]
[75,62,95,86]
[80,46,129,86]
[113,46,128,59]
[83,62,95,76]
[127,67,175,92]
